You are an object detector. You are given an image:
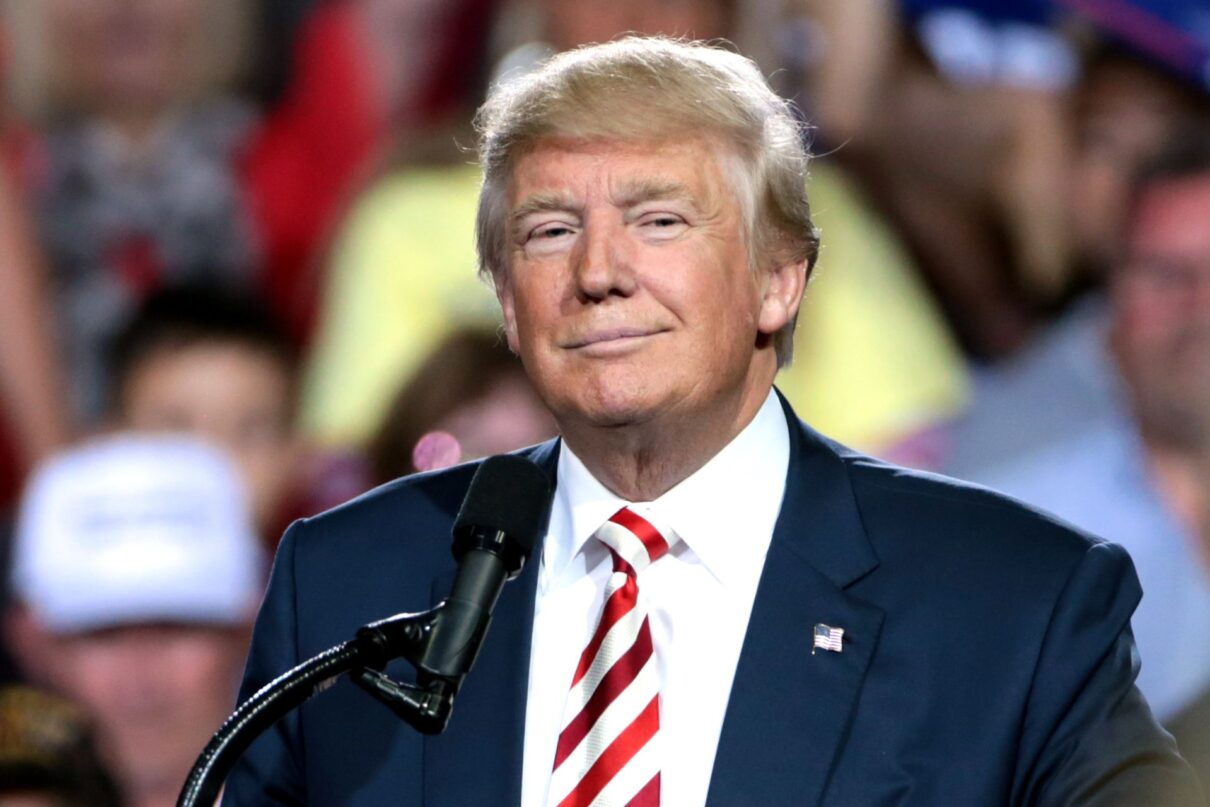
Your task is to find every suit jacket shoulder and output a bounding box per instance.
[729,409,1202,806]
[841,443,1111,608]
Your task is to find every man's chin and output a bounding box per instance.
[555,395,661,432]
[582,405,654,430]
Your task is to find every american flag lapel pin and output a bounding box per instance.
[812,623,844,655]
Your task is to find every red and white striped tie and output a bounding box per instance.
[548,506,678,807]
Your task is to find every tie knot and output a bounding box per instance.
[594,506,678,575]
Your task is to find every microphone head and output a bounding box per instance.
[453,455,553,562]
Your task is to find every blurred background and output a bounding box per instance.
[0,0,1205,803]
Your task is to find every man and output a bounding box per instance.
[976,138,1210,761]
[8,435,265,807]
[226,38,1200,805]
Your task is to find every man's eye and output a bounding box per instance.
[646,216,682,227]
[637,214,687,235]
[530,224,574,240]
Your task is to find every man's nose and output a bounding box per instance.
[572,219,636,301]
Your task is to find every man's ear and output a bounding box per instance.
[757,257,808,336]
[494,270,521,353]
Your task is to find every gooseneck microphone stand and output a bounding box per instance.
[177,454,552,807]
[177,602,453,807]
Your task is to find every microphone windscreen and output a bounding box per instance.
[453,455,553,556]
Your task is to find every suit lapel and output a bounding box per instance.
[422,440,560,807]
[707,398,884,807]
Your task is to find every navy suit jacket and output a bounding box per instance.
[224,398,1201,805]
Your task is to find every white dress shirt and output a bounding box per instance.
[521,389,790,806]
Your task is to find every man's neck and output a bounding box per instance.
[559,381,775,502]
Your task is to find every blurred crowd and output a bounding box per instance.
[0,0,1204,804]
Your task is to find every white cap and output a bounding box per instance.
[12,434,266,633]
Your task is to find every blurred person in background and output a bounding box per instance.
[940,42,1210,479]
[0,0,494,428]
[368,327,557,482]
[796,0,1077,359]
[796,0,1209,362]
[3,0,259,421]
[243,0,502,338]
[4,435,264,807]
[0,685,120,807]
[970,138,1210,737]
[106,283,305,539]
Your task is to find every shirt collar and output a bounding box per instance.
[543,389,789,590]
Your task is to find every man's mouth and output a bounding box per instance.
[564,326,667,350]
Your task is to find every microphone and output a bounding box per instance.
[361,454,553,686]
[419,454,552,680]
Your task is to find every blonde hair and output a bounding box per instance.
[474,36,820,366]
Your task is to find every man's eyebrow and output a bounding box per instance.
[613,178,696,209]
[510,193,579,223]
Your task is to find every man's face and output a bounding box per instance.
[48,623,245,803]
[1111,173,1210,448]
[497,137,799,437]
[121,343,297,531]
